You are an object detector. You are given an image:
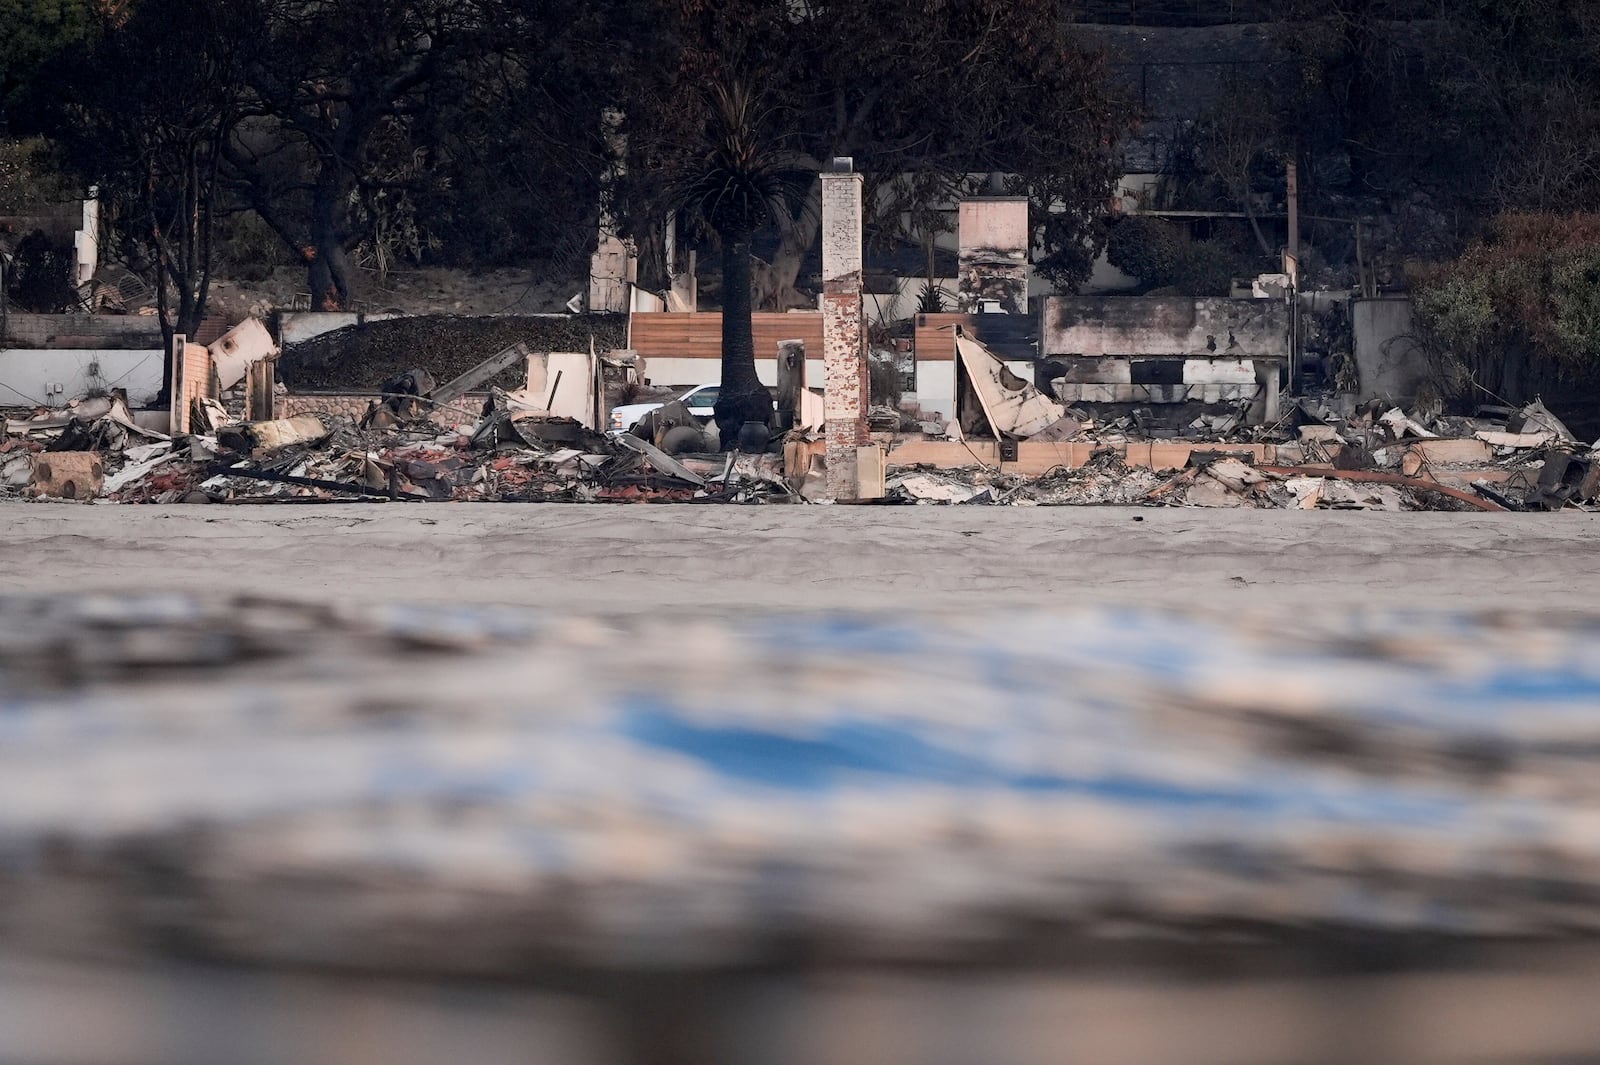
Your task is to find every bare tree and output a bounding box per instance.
[43,0,243,377]
[1194,74,1282,257]
[613,0,1129,310]
[222,0,494,310]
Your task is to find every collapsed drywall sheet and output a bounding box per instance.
[955,331,1064,438]
[209,318,278,390]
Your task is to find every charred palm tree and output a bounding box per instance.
[676,82,784,449]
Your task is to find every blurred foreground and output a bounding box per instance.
[4,587,1600,1064]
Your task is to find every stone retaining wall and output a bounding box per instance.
[278,392,488,427]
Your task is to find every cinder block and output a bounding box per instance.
[1142,384,1188,404]
[1412,439,1492,465]
[31,452,103,500]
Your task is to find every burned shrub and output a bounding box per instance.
[5,229,76,312]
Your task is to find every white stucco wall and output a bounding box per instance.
[914,360,956,423]
[0,348,165,407]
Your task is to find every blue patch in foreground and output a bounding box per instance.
[622,701,1275,812]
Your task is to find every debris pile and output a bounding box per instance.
[887,452,1167,505]
[2,387,800,505]
[5,307,1596,511]
[1253,393,1595,512]
[1149,456,1479,511]
[3,394,170,500]
[880,383,1600,511]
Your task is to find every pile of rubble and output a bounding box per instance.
[869,327,1597,510]
[1162,394,1598,511]
[882,391,1599,511]
[1,386,800,505]
[5,306,1596,511]
[884,452,1473,510]
[6,387,1595,511]
[887,452,1168,506]
[1147,455,1479,511]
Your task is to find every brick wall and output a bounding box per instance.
[820,168,868,500]
[169,342,214,434]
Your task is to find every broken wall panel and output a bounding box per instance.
[1042,297,1289,359]
[913,312,1041,426]
[432,342,533,407]
[522,350,600,428]
[955,331,1065,439]
[209,318,279,391]
[1038,296,1286,425]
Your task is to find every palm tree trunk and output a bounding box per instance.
[714,232,774,449]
